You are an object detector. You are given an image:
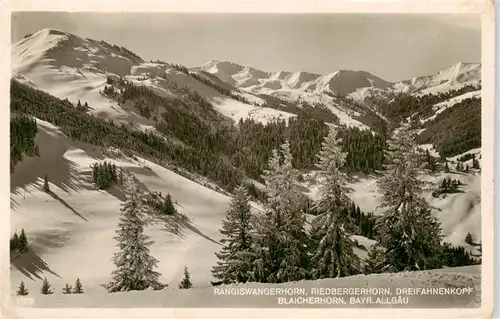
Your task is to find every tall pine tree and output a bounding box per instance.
[106,180,164,292]
[376,122,443,271]
[310,126,359,278]
[212,185,255,284]
[252,142,310,283]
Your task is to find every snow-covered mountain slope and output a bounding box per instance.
[403,62,481,96]
[12,29,145,124]
[10,116,382,297]
[11,29,296,126]
[196,61,393,130]
[10,117,239,295]
[420,90,481,123]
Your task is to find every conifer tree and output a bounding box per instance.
[40,277,53,295]
[465,232,474,245]
[212,185,255,284]
[179,266,193,289]
[472,158,480,169]
[73,278,83,294]
[106,181,163,292]
[19,229,28,252]
[10,233,20,252]
[363,244,395,274]
[310,127,359,278]
[376,122,443,271]
[17,281,29,296]
[119,168,124,185]
[163,194,176,215]
[62,283,72,294]
[252,142,310,283]
[43,174,50,192]
[444,161,450,173]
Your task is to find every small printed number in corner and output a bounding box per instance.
[16,297,35,307]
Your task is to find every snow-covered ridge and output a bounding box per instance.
[198,61,392,96]
[397,62,481,96]
[13,28,144,77]
[420,90,481,123]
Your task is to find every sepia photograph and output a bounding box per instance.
[3,2,495,317]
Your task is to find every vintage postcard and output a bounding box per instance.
[1,1,495,318]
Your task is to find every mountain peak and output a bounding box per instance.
[13,28,143,77]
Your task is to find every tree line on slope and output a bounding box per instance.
[362,86,481,157]
[417,97,481,157]
[234,117,386,181]
[12,78,392,196]
[11,79,243,191]
[367,84,480,123]
[101,76,387,177]
[10,114,39,172]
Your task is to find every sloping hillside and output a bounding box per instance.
[10,117,236,294]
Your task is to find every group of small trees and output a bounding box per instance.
[10,114,39,172]
[453,156,480,171]
[76,100,89,112]
[10,229,29,254]
[17,278,83,296]
[345,203,378,240]
[91,161,120,189]
[144,191,177,216]
[432,177,462,197]
[62,278,84,294]
[102,85,118,98]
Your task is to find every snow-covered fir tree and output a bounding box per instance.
[106,180,164,292]
[179,266,193,289]
[310,126,359,279]
[17,281,29,296]
[40,277,53,295]
[73,278,83,294]
[363,244,394,274]
[19,229,28,252]
[212,185,255,284]
[376,122,443,272]
[62,283,72,294]
[252,141,310,283]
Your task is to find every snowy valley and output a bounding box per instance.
[8,28,482,309]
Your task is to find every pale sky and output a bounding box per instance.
[11,12,481,82]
